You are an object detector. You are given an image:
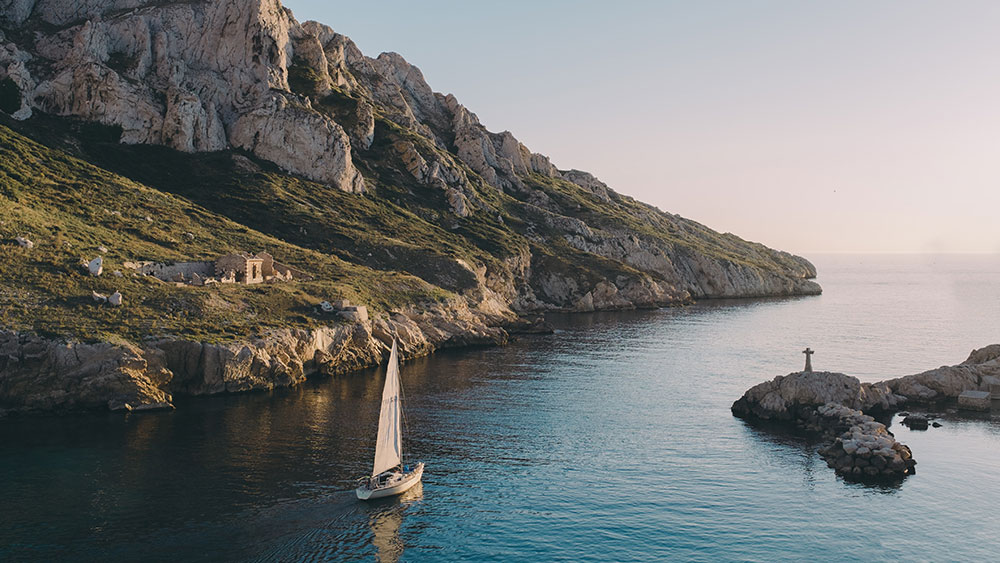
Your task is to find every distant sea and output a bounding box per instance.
[2,253,1000,562]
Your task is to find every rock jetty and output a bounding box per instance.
[733,345,1000,482]
[814,403,916,480]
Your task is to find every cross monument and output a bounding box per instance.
[802,348,814,372]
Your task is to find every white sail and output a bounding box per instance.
[372,340,403,476]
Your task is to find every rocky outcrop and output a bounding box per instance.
[0,330,173,413]
[0,300,509,415]
[733,345,1000,482]
[731,371,905,421]
[880,345,1000,402]
[731,371,912,482]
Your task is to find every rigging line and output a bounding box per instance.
[397,341,411,468]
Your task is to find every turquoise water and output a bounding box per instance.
[2,254,1000,561]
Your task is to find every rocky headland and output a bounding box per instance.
[1,0,821,414]
[732,345,1000,481]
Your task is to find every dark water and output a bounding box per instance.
[3,254,1000,562]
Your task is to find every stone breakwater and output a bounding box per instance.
[814,404,916,480]
[0,300,508,416]
[732,344,1000,482]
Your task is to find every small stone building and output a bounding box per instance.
[135,251,306,285]
[215,252,265,284]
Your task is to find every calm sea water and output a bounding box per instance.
[3,254,1000,562]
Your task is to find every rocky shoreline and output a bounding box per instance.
[732,345,1000,482]
[0,300,524,417]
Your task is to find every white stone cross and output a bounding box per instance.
[803,348,814,372]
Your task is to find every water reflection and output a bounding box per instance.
[4,255,1000,561]
[368,483,423,563]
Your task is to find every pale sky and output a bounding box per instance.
[283,1,1000,254]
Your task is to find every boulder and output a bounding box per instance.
[88,257,103,277]
[15,236,33,248]
[957,390,991,412]
[339,306,369,323]
[109,291,123,307]
[902,414,929,430]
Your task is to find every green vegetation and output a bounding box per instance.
[287,58,323,98]
[0,77,19,114]
[0,120,449,343]
[0,83,810,346]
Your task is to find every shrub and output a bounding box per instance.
[287,58,323,98]
[0,77,20,114]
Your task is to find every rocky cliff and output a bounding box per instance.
[1,0,821,413]
[0,0,819,316]
[0,297,512,415]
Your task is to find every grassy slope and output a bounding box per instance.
[0,84,812,346]
[0,121,450,343]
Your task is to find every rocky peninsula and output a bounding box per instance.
[1,0,820,414]
[732,345,1000,482]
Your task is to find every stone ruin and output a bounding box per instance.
[318,299,369,322]
[131,252,306,286]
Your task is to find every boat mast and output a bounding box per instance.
[371,339,403,477]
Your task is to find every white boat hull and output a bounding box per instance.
[356,463,424,500]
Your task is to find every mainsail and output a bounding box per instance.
[372,340,403,476]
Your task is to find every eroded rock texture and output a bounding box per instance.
[0,298,509,414]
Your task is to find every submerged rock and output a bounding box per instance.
[902,414,929,430]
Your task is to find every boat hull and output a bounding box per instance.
[356,463,424,500]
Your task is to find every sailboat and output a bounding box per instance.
[356,339,425,500]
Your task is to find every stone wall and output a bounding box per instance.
[138,261,214,282]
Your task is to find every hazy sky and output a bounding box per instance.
[283,1,1000,254]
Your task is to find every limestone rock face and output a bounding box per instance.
[229,95,364,193]
[962,344,1000,366]
[0,331,172,413]
[0,300,510,414]
[0,0,364,191]
[1,0,822,315]
[562,170,613,203]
